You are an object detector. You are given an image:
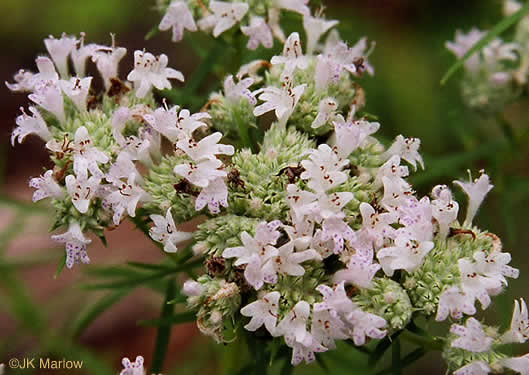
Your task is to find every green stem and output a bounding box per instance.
[150,278,176,374]
[392,338,401,375]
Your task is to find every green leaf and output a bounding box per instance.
[145,25,160,40]
[70,289,131,338]
[441,2,529,85]
[150,278,177,374]
[376,348,427,375]
[54,253,67,279]
[368,330,403,366]
[392,337,401,375]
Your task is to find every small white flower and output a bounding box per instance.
[333,251,381,289]
[436,287,476,321]
[377,231,434,276]
[6,55,59,92]
[446,28,486,73]
[44,33,77,78]
[276,0,310,16]
[51,222,91,269]
[286,184,318,218]
[6,69,36,92]
[312,98,338,129]
[283,213,314,251]
[118,134,152,165]
[149,208,192,253]
[458,259,502,310]
[331,115,380,158]
[240,291,280,334]
[182,279,205,296]
[176,132,234,162]
[275,301,312,345]
[450,317,493,352]
[29,170,64,202]
[106,152,139,185]
[267,6,285,42]
[319,217,356,254]
[265,241,321,282]
[502,299,529,344]
[223,75,257,104]
[195,177,229,214]
[159,1,197,42]
[198,1,249,38]
[359,202,395,247]
[374,155,409,188]
[504,0,523,16]
[314,54,342,91]
[11,106,52,145]
[237,59,268,83]
[59,77,92,112]
[28,80,65,123]
[311,309,348,350]
[314,282,355,317]
[454,171,494,226]
[92,45,127,90]
[431,185,459,239]
[344,309,387,346]
[300,144,349,193]
[384,135,424,170]
[271,32,309,80]
[71,33,102,77]
[144,106,210,143]
[379,175,413,213]
[127,50,184,98]
[104,174,149,225]
[473,250,519,285]
[254,83,307,126]
[241,16,274,50]
[453,361,491,375]
[173,159,226,188]
[398,196,434,242]
[120,356,145,375]
[72,126,110,179]
[303,14,339,55]
[501,354,529,375]
[349,37,375,76]
[65,174,101,214]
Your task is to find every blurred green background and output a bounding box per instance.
[0,0,528,374]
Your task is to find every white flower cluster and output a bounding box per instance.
[120,356,145,375]
[8,33,234,266]
[448,302,529,374]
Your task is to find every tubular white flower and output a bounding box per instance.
[253,82,307,126]
[275,0,310,16]
[331,115,380,158]
[159,1,197,42]
[28,80,65,123]
[92,45,127,90]
[303,15,339,55]
[300,144,349,193]
[44,33,77,78]
[176,132,234,162]
[450,317,493,352]
[71,33,102,77]
[173,159,226,188]
[436,287,476,321]
[311,309,348,350]
[149,208,192,253]
[241,16,274,50]
[312,98,338,129]
[377,231,434,276]
[29,170,64,202]
[314,282,355,317]
[431,185,459,239]
[271,32,309,80]
[502,299,529,344]
[501,354,529,375]
[72,126,110,179]
[333,251,381,289]
[223,75,257,104]
[453,361,491,375]
[384,135,424,170]
[51,222,91,269]
[195,177,229,214]
[198,1,249,38]
[59,77,92,112]
[127,50,184,98]
[120,356,145,375]
[65,174,101,214]
[104,173,149,225]
[344,309,387,346]
[11,106,52,146]
[454,172,494,226]
[240,291,280,334]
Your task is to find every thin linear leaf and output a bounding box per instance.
[150,279,177,374]
[441,2,529,85]
[376,348,427,375]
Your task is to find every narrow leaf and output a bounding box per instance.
[441,2,529,85]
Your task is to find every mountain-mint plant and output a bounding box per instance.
[7,0,529,374]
